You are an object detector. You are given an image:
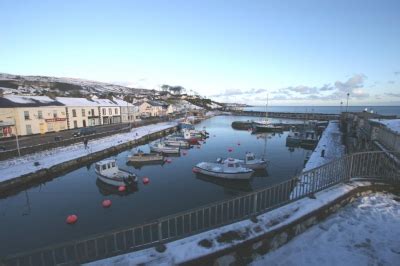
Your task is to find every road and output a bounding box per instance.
[0,118,169,151]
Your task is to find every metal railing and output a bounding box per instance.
[2,151,399,266]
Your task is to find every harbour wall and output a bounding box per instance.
[0,125,178,196]
[230,110,339,121]
[185,183,394,265]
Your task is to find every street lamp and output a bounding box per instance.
[6,116,20,157]
[345,93,350,113]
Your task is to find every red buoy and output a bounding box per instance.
[228,148,233,152]
[182,151,187,156]
[142,177,150,184]
[237,142,241,146]
[165,158,172,163]
[66,214,78,224]
[102,199,112,208]
[118,185,126,192]
[192,167,200,173]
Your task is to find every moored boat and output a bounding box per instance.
[193,158,254,180]
[149,141,180,154]
[218,152,268,170]
[95,159,138,187]
[127,149,164,163]
[164,136,190,148]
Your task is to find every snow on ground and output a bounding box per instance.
[86,182,374,266]
[370,119,400,134]
[251,192,400,266]
[290,121,346,199]
[303,120,345,171]
[0,122,177,183]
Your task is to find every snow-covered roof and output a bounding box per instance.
[112,97,133,107]
[0,95,64,107]
[369,119,400,134]
[56,97,99,107]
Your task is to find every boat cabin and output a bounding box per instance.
[225,158,241,168]
[95,159,118,176]
[245,152,256,162]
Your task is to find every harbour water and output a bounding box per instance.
[244,106,400,116]
[0,115,312,257]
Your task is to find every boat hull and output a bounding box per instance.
[95,170,137,187]
[253,125,283,133]
[127,154,164,163]
[164,140,190,148]
[241,161,268,170]
[150,146,180,154]
[193,166,253,180]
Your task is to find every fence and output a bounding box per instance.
[3,151,399,266]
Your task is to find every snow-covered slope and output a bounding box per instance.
[0,73,151,97]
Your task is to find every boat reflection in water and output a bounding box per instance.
[96,179,138,196]
[251,168,269,178]
[195,173,253,192]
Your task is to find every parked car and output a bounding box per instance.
[73,128,96,137]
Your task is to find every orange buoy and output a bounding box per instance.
[142,177,150,184]
[118,185,126,192]
[102,199,112,208]
[66,214,78,224]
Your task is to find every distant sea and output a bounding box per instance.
[244,106,400,116]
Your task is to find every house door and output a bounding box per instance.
[26,125,32,135]
[83,120,87,127]
[39,123,45,134]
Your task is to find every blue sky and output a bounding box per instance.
[1,0,399,105]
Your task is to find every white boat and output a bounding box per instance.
[218,152,268,170]
[149,141,180,154]
[164,136,190,148]
[95,159,138,187]
[193,158,254,180]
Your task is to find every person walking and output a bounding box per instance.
[83,137,88,149]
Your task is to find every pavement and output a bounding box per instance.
[0,118,170,151]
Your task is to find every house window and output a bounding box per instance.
[53,110,57,118]
[38,111,43,119]
[115,108,118,115]
[73,121,78,128]
[24,111,30,120]
[102,109,106,115]
[72,109,77,117]
[91,109,95,116]
[108,108,112,115]
[82,109,85,117]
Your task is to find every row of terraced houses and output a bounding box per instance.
[0,95,176,138]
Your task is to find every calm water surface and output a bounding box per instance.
[0,115,310,256]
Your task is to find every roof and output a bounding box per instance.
[369,119,400,134]
[0,95,64,107]
[0,95,131,108]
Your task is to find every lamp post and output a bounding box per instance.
[340,101,343,113]
[345,93,350,113]
[6,116,20,157]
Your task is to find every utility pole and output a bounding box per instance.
[345,93,350,113]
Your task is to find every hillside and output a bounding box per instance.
[0,73,151,97]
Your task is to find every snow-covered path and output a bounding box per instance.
[0,122,177,183]
[304,120,345,171]
[251,192,400,266]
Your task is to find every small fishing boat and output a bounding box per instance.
[164,136,190,148]
[253,121,284,133]
[193,158,254,180]
[95,159,138,187]
[149,141,180,154]
[217,152,268,170]
[127,149,164,163]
